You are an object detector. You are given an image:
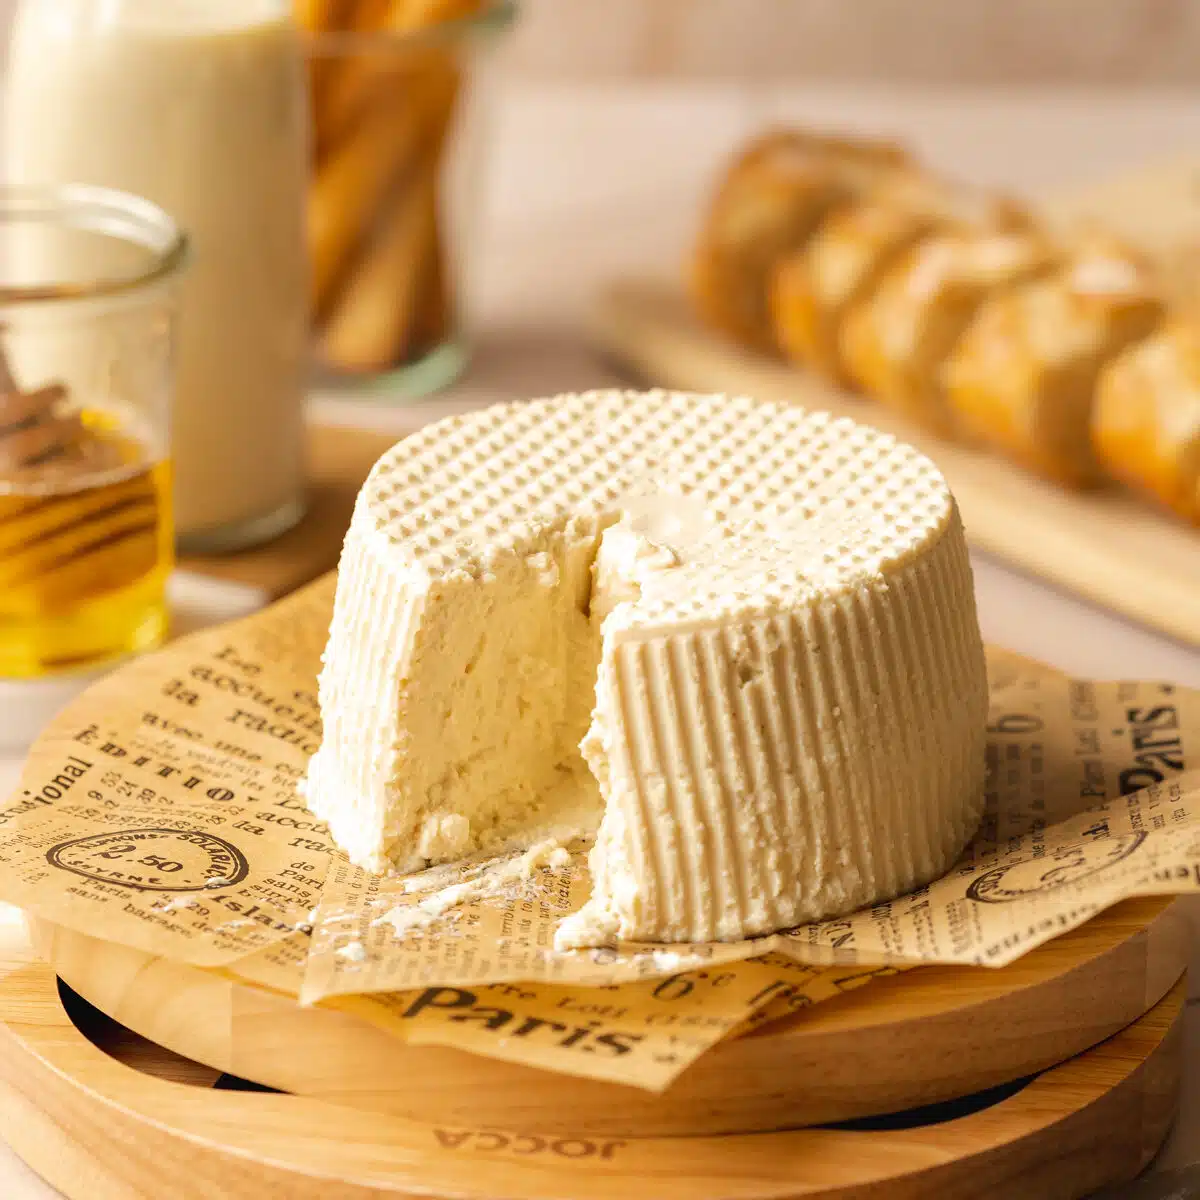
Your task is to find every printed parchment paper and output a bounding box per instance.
[0,572,1197,1090]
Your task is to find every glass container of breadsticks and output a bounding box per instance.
[0,184,186,744]
[302,0,514,394]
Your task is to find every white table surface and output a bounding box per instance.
[3,81,1200,1195]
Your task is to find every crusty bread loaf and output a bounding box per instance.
[1093,315,1200,522]
[771,173,1032,386]
[690,123,1196,525]
[839,227,1056,434]
[945,236,1164,486]
[690,130,909,351]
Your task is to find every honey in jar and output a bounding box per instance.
[0,366,173,678]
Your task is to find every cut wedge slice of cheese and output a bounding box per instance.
[304,390,989,947]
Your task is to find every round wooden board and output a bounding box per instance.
[0,918,1184,1200]
[31,896,1189,1136]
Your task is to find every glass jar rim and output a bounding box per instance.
[306,0,516,55]
[0,183,189,307]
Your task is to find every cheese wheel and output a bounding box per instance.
[945,237,1164,487]
[690,131,909,351]
[305,390,989,947]
[1093,316,1200,522]
[839,227,1057,435]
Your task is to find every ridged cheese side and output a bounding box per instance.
[303,507,426,872]
[562,509,986,946]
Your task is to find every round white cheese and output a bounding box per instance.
[304,391,989,946]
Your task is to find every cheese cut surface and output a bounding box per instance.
[304,390,989,947]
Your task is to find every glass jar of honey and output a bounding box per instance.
[0,185,187,747]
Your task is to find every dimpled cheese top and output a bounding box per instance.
[303,390,989,947]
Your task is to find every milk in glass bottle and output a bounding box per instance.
[6,0,310,550]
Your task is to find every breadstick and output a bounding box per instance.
[320,165,438,373]
[308,90,425,314]
[377,0,483,30]
[0,332,17,395]
[315,0,472,150]
[316,51,458,154]
[409,57,461,157]
[294,0,351,31]
[348,0,394,26]
[411,210,451,354]
[311,56,459,311]
[308,0,394,150]
[296,0,354,123]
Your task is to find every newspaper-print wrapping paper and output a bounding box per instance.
[0,572,1196,1090]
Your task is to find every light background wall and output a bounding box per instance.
[501,0,1200,83]
[0,1,1199,82]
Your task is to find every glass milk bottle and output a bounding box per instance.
[5,0,310,552]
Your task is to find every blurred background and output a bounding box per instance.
[288,0,1200,365]
[0,0,1199,718]
[402,0,1200,337]
[2,0,1198,369]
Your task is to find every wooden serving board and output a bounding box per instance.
[31,897,1188,1138]
[176,423,400,600]
[0,915,1182,1200]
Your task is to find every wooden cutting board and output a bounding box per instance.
[176,423,400,600]
[588,158,1200,649]
[0,910,1185,1200]
[35,897,1186,1137]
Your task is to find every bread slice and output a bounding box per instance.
[1093,315,1200,522]
[945,237,1164,487]
[839,226,1056,434]
[771,174,1031,386]
[690,129,909,351]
